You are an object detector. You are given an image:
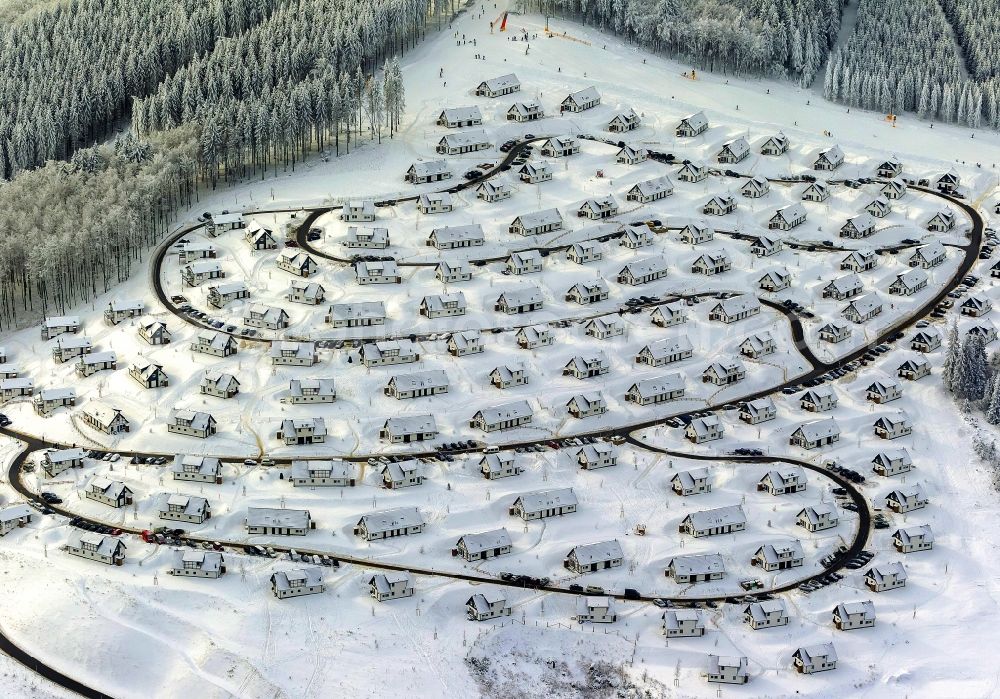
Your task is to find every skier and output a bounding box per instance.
[439,68,443,78]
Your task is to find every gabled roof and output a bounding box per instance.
[569,540,623,565]
[514,488,577,512]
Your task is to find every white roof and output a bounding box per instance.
[515,488,577,512]
[845,212,877,231]
[46,447,86,463]
[796,643,838,665]
[440,129,489,148]
[565,86,600,104]
[827,273,862,294]
[431,224,484,244]
[680,111,708,130]
[174,549,223,573]
[247,507,310,529]
[913,241,945,261]
[630,176,673,197]
[774,202,806,222]
[481,73,519,91]
[794,417,840,442]
[498,287,543,307]
[630,374,685,399]
[643,336,693,359]
[44,315,80,328]
[328,302,385,322]
[170,409,215,431]
[755,540,804,565]
[291,459,350,480]
[358,507,424,534]
[0,504,33,523]
[684,504,746,530]
[56,335,91,349]
[440,105,482,122]
[713,295,760,316]
[514,208,562,229]
[272,567,323,591]
[172,454,222,475]
[80,351,116,365]
[281,416,327,436]
[669,552,724,576]
[621,257,668,278]
[390,369,449,392]
[409,160,450,177]
[847,293,883,316]
[212,281,249,296]
[570,540,623,565]
[459,528,512,554]
[383,414,437,435]
[269,341,316,359]
[476,400,532,424]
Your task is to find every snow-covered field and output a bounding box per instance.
[2,1,1000,697]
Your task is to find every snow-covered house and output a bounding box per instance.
[340,199,375,223]
[635,336,694,366]
[480,451,522,480]
[80,402,130,435]
[172,455,223,484]
[680,505,747,537]
[290,460,354,487]
[519,161,553,183]
[758,466,807,494]
[381,460,424,489]
[75,351,117,377]
[177,241,217,264]
[491,364,528,389]
[741,176,770,198]
[675,111,708,137]
[560,86,601,113]
[41,315,81,341]
[436,105,482,128]
[686,415,723,443]
[750,234,783,257]
[760,133,789,155]
[355,507,425,541]
[866,378,903,404]
[563,352,609,379]
[744,599,790,629]
[793,644,838,674]
[277,417,326,445]
[889,268,928,296]
[507,100,544,122]
[898,357,931,381]
[33,387,76,416]
[243,223,277,250]
[935,169,961,193]
[567,392,607,418]
[190,330,237,357]
[833,600,876,630]
[625,374,686,405]
[814,145,844,170]
[666,553,724,583]
[627,176,673,202]
[911,328,942,352]
[103,299,143,325]
[893,524,934,553]
[578,597,616,624]
[758,268,791,292]
[129,362,168,389]
[64,533,125,566]
[751,541,804,571]
[801,181,831,202]
[740,331,777,358]
[286,281,325,305]
[884,484,927,513]
[434,261,473,284]
[477,73,520,97]
[181,260,224,287]
[877,156,903,178]
[276,250,318,277]
[717,137,750,163]
[961,294,992,317]
[509,488,577,520]
[495,287,544,314]
[159,494,211,524]
[564,540,624,573]
[607,108,640,132]
[566,280,609,304]
[908,242,946,268]
[384,370,449,400]
[700,194,734,216]
[475,180,511,202]
[621,225,655,248]
[379,415,438,443]
[344,225,390,249]
[663,609,706,637]
[470,400,533,432]
[0,504,32,536]
[925,210,955,233]
[354,259,401,284]
[651,302,687,327]
[616,144,647,164]
[455,529,512,561]
[707,656,749,685]
[576,444,617,470]
[271,569,324,599]
[269,341,317,366]
[509,208,562,236]
[865,563,907,592]
[436,129,491,155]
[448,329,483,356]
[796,503,839,532]
[618,257,668,285]
[419,292,467,319]
[577,196,618,220]
[740,396,777,424]
[671,468,712,496]
[207,281,249,308]
[677,160,709,182]
[800,386,837,412]
[417,191,454,214]
[244,304,290,330]
[467,590,511,621]
[167,409,217,439]
[138,322,170,346]
[702,358,746,386]
[679,223,713,245]
[85,477,133,508]
[506,249,544,275]
[206,212,244,235]
[360,340,419,367]
[872,448,913,476]
[840,213,877,239]
[865,195,892,218]
[789,418,840,449]
[708,296,760,323]
[406,160,451,184]
[843,293,883,323]
[819,322,852,344]
[692,250,732,275]
[769,202,807,230]
[41,447,85,477]
[170,550,224,579]
[51,335,92,363]
[882,177,907,199]
[0,377,32,400]
[873,411,912,440]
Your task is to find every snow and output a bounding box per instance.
[3,2,1000,697]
